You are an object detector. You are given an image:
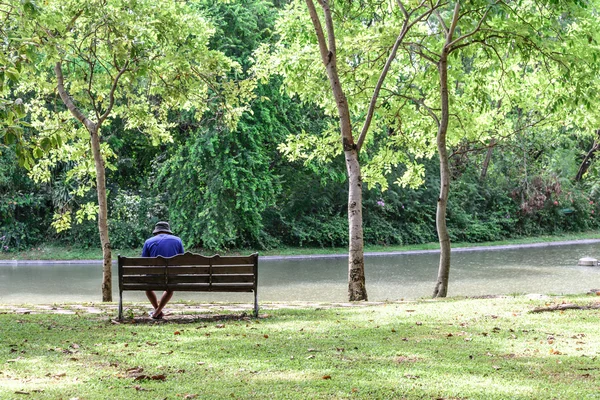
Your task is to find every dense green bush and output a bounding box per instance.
[0,149,51,251]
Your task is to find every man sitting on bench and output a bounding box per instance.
[141,221,185,319]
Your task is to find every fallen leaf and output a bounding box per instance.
[415,322,423,326]
[174,331,181,335]
[322,375,331,380]
[184,395,199,399]
[151,374,166,381]
[134,375,149,381]
[263,334,269,339]
[216,324,225,329]
[70,343,80,349]
[127,367,144,374]
[134,385,148,391]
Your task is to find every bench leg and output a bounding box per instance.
[118,291,123,320]
[253,291,258,318]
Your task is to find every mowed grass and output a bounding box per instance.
[1,296,600,399]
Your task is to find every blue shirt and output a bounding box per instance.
[141,234,185,258]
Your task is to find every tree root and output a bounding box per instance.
[530,303,600,313]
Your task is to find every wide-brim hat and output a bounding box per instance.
[153,221,173,235]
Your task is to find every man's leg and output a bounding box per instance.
[153,290,174,317]
[145,290,159,310]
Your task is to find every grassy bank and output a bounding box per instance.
[2,231,600,260]
[1,295,600,399]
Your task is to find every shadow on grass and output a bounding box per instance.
[117,312,267,325]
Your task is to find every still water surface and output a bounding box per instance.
[1,241,600,304]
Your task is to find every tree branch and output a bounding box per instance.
[306,0,331,67]
[447,1,460,43]
[356,0,443,152]
[54,61,96,132]
[98,60,129,124]
[448,6,491,50]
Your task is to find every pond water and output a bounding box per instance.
[1,241,600,304]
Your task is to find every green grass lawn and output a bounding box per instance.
[1,295,600,399]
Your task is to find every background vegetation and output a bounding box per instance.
[2,0,600,254]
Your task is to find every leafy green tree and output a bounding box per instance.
[258,0,440,301]
[10,0,252,301]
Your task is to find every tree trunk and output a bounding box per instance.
[346,148,367,301]
[89,128,112,302]
[480,138,495,180]
[575,129,600,182]
[306,0,367,301]
[55,62,112,302]
[433,50,452,298]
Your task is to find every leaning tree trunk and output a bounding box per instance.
[480,138,495,180]
[433,49,452,298]
[90,129,112,302]
[575,129,600,182]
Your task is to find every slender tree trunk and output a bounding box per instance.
[55,62,112,302]
[575,129,600,181]
[346,148,367,300]
[433,50,452,298]
[306,0,367,301]
[480,138,495,180]
[89,128,112,302]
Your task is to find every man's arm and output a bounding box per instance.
[141,241,150,257]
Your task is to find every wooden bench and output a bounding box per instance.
[117,252,259,319]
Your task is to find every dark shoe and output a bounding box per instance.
[149,311,164,319]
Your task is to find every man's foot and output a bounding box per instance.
[149,311,164,319]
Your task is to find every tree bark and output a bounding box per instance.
[575,129,600,182]
[55,62,112,302]
[89,128,112,302]
[480,138,495,180]
[346,148,367,301]
[432,48,452,298]
[307,0,367,301]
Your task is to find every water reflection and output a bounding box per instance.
[1,242,599,304]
